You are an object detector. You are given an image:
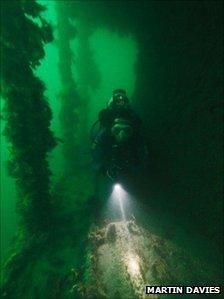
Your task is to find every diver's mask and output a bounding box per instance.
[108,90,129,109]
[113,93,129,108]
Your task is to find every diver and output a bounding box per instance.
[91,89,147,179]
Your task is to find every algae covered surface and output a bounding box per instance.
[1,1,223,299]
[75,217,220,299]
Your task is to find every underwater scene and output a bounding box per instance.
[1,1,223,298]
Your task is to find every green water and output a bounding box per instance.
[1,1,223,298]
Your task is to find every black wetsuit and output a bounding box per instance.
[98,107,141,132]
[91,106,146,173]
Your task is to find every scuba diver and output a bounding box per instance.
[91,89,148,181]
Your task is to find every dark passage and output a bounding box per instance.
[1,1,223,299]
